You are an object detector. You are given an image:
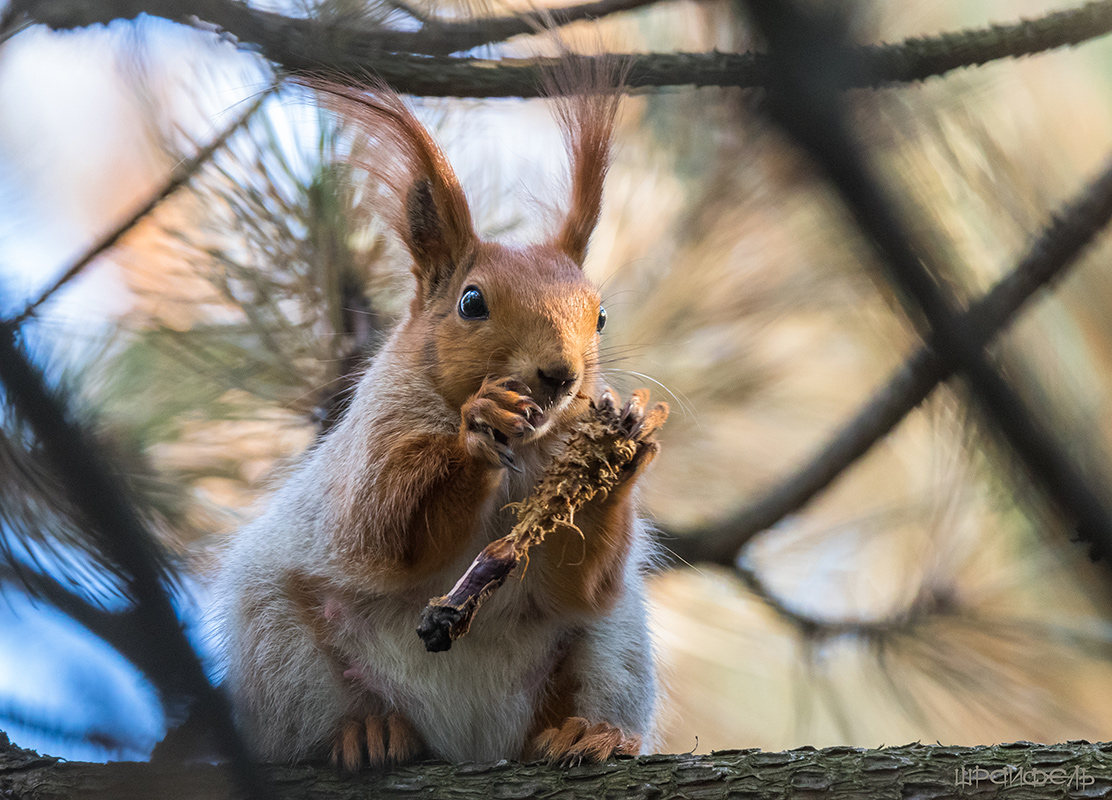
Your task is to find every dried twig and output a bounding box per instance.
[666,149,1112,567]
[10,88,272,326]
[417,389,667,652]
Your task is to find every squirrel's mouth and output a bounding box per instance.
[525,387,590,445]
[532,386,574,414]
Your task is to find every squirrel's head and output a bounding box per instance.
[313,70,621,436]
[400,158,607,433]
[316,74,620,436]
[412,237,604,434]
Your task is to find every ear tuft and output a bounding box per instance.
[547,56,627,267]
[297,77,476,303]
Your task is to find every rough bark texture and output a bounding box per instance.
[12,0,1112,96]
[5,733,1112,799]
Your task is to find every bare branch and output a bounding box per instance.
[415,0,667,54]
[13,0,1112,96]
[10,87,272,326]
[8,0,677,59]
[665,149,1112,568]
[746,1,1112,562]
[864,0,1112,84]
[0,565,129,653]
[734,562,955,643]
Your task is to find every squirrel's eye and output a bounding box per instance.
[458,286,488,320]
[596,306,607,332]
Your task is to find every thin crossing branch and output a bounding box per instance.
[734,562,954,642]
[666,151,1112,567]
[746,0,1112,563]
[10,88,271,326]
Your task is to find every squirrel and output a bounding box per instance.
[213,67,663,770]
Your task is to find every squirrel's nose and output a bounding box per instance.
[536,364,578,398]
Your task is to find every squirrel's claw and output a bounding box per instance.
[461,377,545,468]
[597,387,620,415]
[520,397,545,426]
[497,377,531,395]
[600,387,668,443]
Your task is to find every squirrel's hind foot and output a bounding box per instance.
[531,716,641,766]
[330,712,424,771]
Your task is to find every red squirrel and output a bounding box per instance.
[214,68,662,769]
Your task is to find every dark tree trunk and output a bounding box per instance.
[3,734,1112,799]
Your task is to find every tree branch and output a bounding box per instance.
[10,87,272,326]
[8,0,676,59]
[0,563,207,701]
[733,562,955,643]
[11,0,1112,96]
[747,1,1112,560]
[665,149,1112,567]
[2,734,1110,799]
[0,327,267,799]
[415,0,667,54]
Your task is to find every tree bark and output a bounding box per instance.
[11,0,1112,96]
[4,733,1112,799]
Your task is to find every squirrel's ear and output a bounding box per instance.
[554,109,612,266]
[402,167,476,302]
[405,178,456,296]
[549,60,624,267]
[295,78,476,302]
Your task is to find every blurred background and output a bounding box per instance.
[3,0,1112,762]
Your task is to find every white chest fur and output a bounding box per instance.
[331,577,564,762]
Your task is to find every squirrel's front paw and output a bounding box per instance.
[460,377,544,472]
[531,716,641,766]
[331,712,424,771]
[601,387,668,480]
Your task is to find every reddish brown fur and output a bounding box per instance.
[385,713,423,762]
[331,713,425,771]
[527,644,579,749]
[329,431,499,582]
[545,57,627,264]
[283,66,648,765]
[332,718,364,770]
[530,480,638,616]
[302,78,476,306]
[533,717,640,765]
[429,242,602,411]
